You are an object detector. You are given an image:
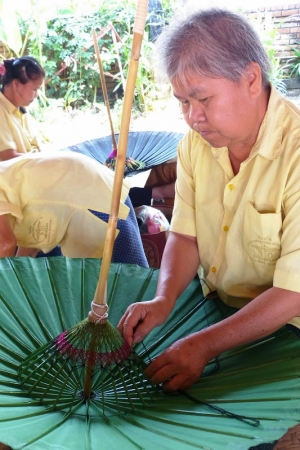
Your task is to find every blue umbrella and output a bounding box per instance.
[60,131,183,176]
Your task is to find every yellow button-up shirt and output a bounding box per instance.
[0,92,39,153]
[0,152,130,257]
[171,86,300,327]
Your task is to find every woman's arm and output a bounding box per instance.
[0,215,17,257]
[0,149,22,161]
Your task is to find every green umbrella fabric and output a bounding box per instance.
[0,257,299,450]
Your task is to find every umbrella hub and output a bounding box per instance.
[18,319,161,416]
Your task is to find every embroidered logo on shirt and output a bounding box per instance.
[29,217,53,243]
[247,236,280,266]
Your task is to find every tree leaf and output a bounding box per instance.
[0,0,22,55]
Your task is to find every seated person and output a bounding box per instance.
[0,56,45,161]
[0,57,62,258]
[129,160,177,223]
[129,182,175,208]
[0,151,148,268]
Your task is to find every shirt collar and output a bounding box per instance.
[0,91,18,114]
[250,84,285,161]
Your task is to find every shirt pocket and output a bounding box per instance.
[243,201,282,275]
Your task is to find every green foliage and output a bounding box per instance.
[249,12,288,95]
[15,0,175,112]
[0,0,22,57]
[286,43,300,78]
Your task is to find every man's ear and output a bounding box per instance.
[244,62,262,98]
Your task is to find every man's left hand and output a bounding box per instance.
[144,333,210,391]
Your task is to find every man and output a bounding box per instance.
[118,8,300,391]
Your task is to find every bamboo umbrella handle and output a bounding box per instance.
[89,0,148,322]
[92,29,117,150]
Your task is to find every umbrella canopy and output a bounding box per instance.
[0,257,299,449]
[60,131,183,176]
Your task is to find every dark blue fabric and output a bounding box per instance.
[36,246,62,258]
[89,196,148,268]
[248,444,276,449]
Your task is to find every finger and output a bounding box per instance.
[117,315,134,346]
[162,373,194,392]
[117,317,123,331]
[144,349,173,378]
[131,319,156,344]
[119,307,147,345]
[145,360,175,386]
[117,305,141,335]
[117,315,126,334]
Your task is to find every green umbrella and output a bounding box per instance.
[0,257,299,449]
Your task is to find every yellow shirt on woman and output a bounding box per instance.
[171,85,300,328]
[0,92,39,154]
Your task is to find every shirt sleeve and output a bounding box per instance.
[0,201,23,219]
[170,131,197,237]
[274,154,300,293]
[25,113,40,149]
[0,109,18,152]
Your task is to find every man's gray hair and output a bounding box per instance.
[154,8,271,87]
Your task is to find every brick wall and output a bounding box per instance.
[244,4,300,65]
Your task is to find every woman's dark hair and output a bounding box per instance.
[0,56,45,89]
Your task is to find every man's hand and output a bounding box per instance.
[144,332,210,391]
[117,297,173,347]
[143,287,300,392]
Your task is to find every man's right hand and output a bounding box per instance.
[117,296,172,347]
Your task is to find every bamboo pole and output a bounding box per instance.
[88,0,148,319]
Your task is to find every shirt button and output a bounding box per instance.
[223,225,229,232]
[211,266,217,273]
[228,184,234,190]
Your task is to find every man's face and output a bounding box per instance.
[172,70,258,150]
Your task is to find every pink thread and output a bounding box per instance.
[107,149,117,158]
[55,332,132,366]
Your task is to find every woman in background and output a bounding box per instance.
[0,56,45,161]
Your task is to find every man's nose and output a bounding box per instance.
[188,103,206,122]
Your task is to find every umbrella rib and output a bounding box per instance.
[17,403,83,449]
[0,294,46,348]
[138,294,210,357]
[116,413,215,449]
